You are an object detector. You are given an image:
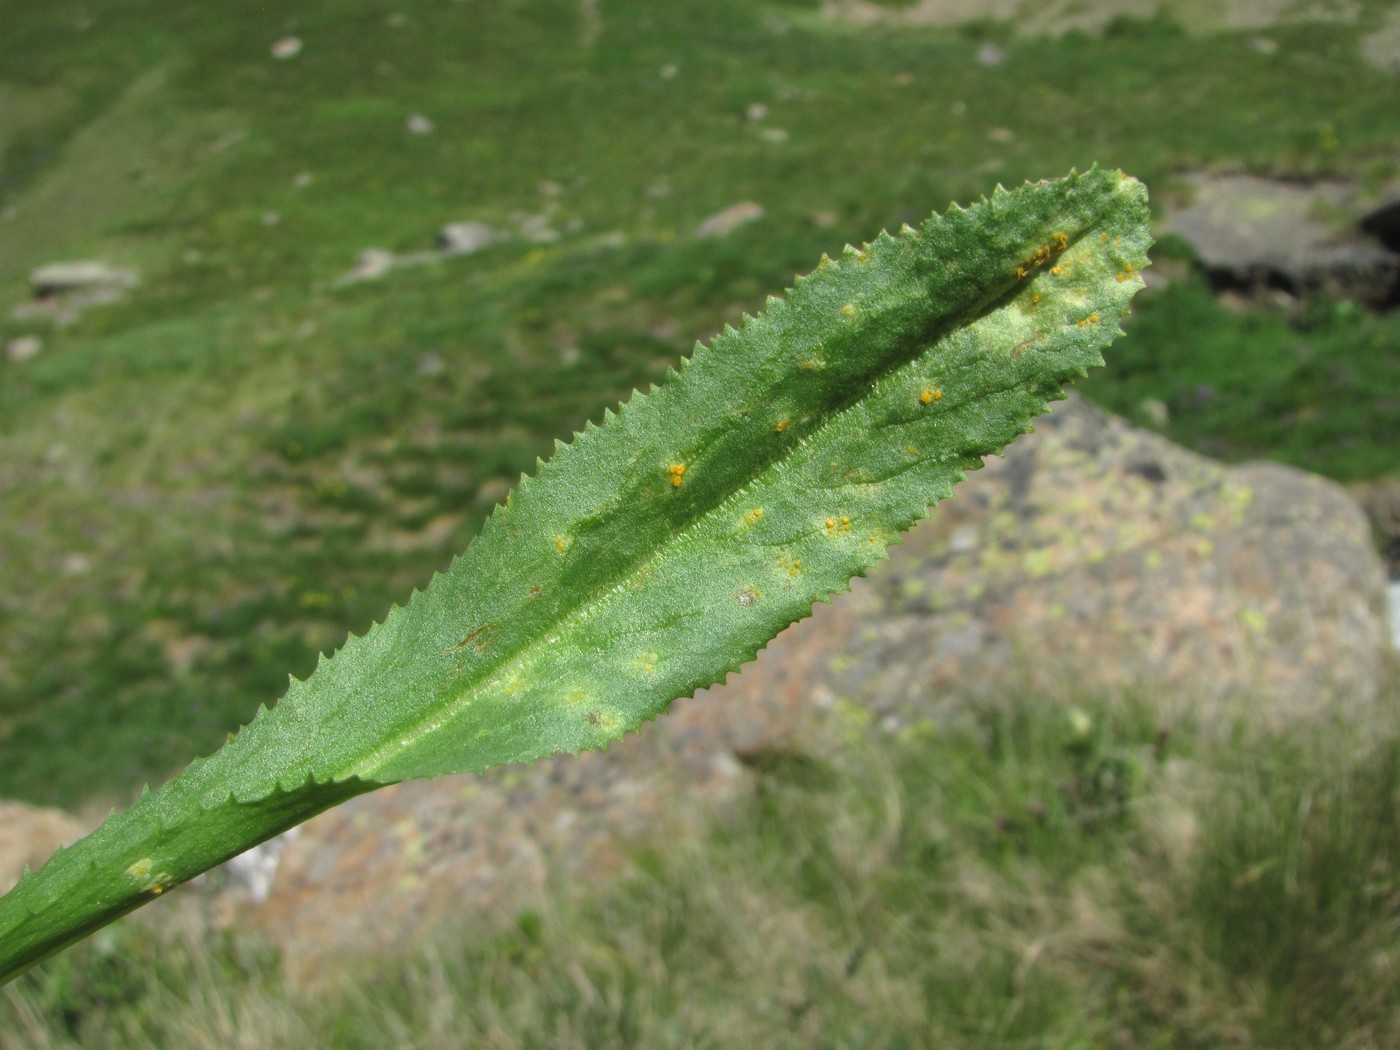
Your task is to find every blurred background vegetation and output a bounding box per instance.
[2,0,1398,1045]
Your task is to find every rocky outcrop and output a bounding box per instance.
[239,396,1392,980]
[1161,175,1400,309]
[831,396,1389,731]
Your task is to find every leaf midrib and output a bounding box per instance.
[341,246,1053,780]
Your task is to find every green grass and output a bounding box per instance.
[6,682,1399,1048]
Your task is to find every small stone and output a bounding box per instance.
[337,248,397,285]
[976,42,1005,67]
[261,211,281,226]
[436,222,499,255]
[271,36,303,60]
[758,127,789,144]
[31,261,138,296]
[659,63,678,79]
[6,336,42,361]
[745,102,768,122]
[1362,8,1400,76]
[695,201,763,240]
[293,171,314,189]
[406,114,434,135]
[416,352,445,376]
[987,127,1015,143]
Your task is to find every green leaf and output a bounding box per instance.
[0,168,1151,983]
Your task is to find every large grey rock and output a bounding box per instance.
[839,396,1390,731]
[1162,175,1399,308]
[239,397,1391,980]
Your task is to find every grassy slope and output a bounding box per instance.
[2,0,1398,808]
[6,687,1400,1048]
